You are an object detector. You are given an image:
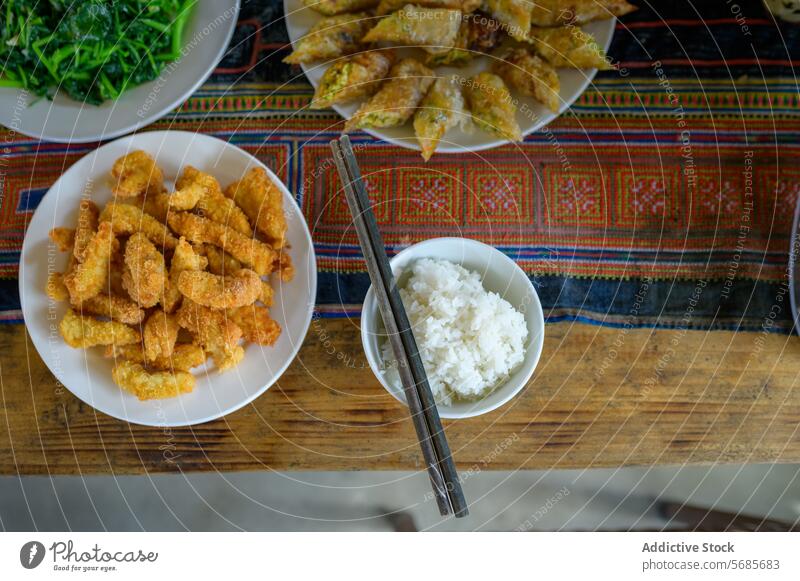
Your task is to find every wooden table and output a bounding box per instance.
[2,318,800,475]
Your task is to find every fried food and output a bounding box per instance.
[105,343,207,372]
[73,199,99,262]
[529,0,637,27]
[311,50,394,109]
[99,202,178,250]
[464,72,522,142]
[305,0,378,15]
[59,308,140,348]
[377,0,467,15]
[425,13,502,67]
[204,245,274,305]
[177,166,253,237]
[163,238,208,313]
[46,272,70,301]
[413,76,466,161]
[362,5,462,55]
[224,167,287,248]
[112,360,195,400]
[178,269,262,309]
[168,212,276,275]
[49,227,75,252]
[345,58,435,132]
[273,251,295,283]
[63,222,115,303]
[74,292,145,325]
[228,306,281,346]
[111,150,164,197]
[168,183,204,210]
[284,13,372,65]
[177,300,244,371]
[526,25,612,69]
[484,0,530,41]
[122,232,167,308]
[493,48,561,112]
[143,310,180,362]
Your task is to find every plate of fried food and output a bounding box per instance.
[284,0,636,159]
[20,131,316,427]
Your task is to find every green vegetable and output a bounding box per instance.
[0,0,197,105]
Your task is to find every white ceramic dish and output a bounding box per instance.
[361,237,544,419]
[0,1,240,143]
[20,130,317,427]
[283,0,615,154]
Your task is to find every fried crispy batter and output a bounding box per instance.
[105,343,207,371]
[168,183,204,210]
[49,227,75,252]
[63,222,115,303]
[46,272,70,301]
[111,150,164,197]
[163,238,208,313]
[224,167,287,248]
[273,250,295,283]
[143,310,180,362]
[74,292,145,324]
[176,300,244,371]
[59,308,140,348]
[73,200,100,263]
[122,232,167,308]
[167,213,275,275]
[176,166,253,236]
[204,245,274,306]
[99,202,178,250]
[177,269,262,309]
[112,360,194,400]
[227,306,282,345]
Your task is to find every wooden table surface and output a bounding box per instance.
[2,318,800,475]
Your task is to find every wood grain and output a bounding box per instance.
[2,319,800,475]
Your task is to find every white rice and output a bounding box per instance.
[381,258,528,405]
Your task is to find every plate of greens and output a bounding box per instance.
[0,0,239,143]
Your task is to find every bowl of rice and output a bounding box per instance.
[361,238,544,419]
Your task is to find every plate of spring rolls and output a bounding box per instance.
[20,131,316,427]
[284,0,636,159]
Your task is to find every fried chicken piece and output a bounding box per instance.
[168,213,275,275]
[168,183,204,210]
[111,150,164,197]
[74,292,145,325]
[49,227,75,252]
[163,238,208,313]
[177,166,253,236]
[273,251,295,283]
[63,222,115,303]
[143,311,180,362]
[224,167,287,248]
[176,300,244,371]
[177,269,262,309]
[112,360,194,400]
[122,232,167,308]
[228,306,282,346]
[204,245,274,306]
[105,343,207,372]
[99,202,178,250]
[46,272,70,301]
[59,308,140,348]
[73,200,99,262]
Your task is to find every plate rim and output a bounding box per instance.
[0,1,241,144]
[283,0,615,153]
[19,129,318,427]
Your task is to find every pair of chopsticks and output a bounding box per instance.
[330,135,468,518]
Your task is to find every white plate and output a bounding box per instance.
[283,1,614,153]
[20,131,317,427]
[0,1,239,143]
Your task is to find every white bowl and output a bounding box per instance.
[284,0,615,154]
[361,237,544,419]
[0,1,239,143]
[20,130,317,427]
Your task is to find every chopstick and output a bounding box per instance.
[330,136,468,518]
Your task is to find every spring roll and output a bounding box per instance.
[413,77,465,161]
[492,48,560,112]
[526,25,612,69]
[530,0,637,27]
[362,5,461,55]
[464,72,522,142]
[311,50,394,109]
[483,0,531,41]
[284,13,373,65]
[345,58,435,131]
[303,0,378,16]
